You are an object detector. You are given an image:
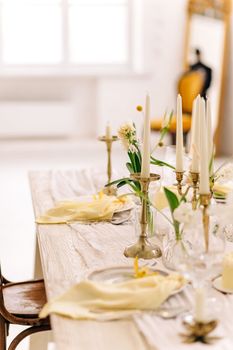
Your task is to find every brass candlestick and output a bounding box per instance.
[190,172,199,210]
[98,135,119,195]
[200,193,211,253]
[180,318,219,344]
[124,173,162,260]
[175,171,185,196]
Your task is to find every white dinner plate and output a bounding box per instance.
[114,201,135,213]
[88,266,185,295]
[212,276,233,294]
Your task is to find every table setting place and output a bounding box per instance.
[32,93,233,350]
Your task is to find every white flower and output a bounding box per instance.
[128,144,137,153]
[173,203,202,228]
[216,163,233,183]
[118,123,137,151]
[118,123,136,139]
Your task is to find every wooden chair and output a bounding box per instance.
[0,265,50,350]
[151,69,205,145]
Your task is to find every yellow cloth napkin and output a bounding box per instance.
[40,274,185,320]
[36,192,131,224]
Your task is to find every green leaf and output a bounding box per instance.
[126,162,133,173]
[134,153,141,172]
[168,110,173,123]
[106,177,130,187]
[164,187,181,240]
[209,146,215,173]
[160,126,169,139]
[163,187,179,213]
[134,144,142,162]
[213,191,226,199]
[124,179,141,192]
[116,180,128,188]
[150,156,175,169]
[106,176,141,192]
[128,152,137,172]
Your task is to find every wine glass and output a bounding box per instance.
[176,221,225,322]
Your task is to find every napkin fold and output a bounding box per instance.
[36,192,132,224]
[40,274,185,320]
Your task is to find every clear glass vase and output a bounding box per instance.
[163,222,225,275]
[134,204,157,238]
[162,230,189,271]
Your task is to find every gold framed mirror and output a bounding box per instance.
[184,0,231,153]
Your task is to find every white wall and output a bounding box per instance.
[0,77,97,137]
[0,0,187,139]
[96,0,187,135]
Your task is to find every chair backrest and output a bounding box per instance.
[177,69,205,114]
[0,262,10,321]
[0,262,40,325]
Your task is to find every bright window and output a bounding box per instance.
[0,0,129,67]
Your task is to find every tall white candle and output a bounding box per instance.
[195,287,206,322]
[190,96,200,173]
[106,122,111,139]
[141,93,151,178]
[206,99,214,176]
[199,98,210,194]
[176,94,184,172]
[189,97,197,155]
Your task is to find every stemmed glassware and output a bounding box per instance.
[176,219,226,322]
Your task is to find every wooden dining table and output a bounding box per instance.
[29,169,233,350]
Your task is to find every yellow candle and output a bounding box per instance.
[176,94,184,172]
[141,94,151,178]
[199,98,210,194]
